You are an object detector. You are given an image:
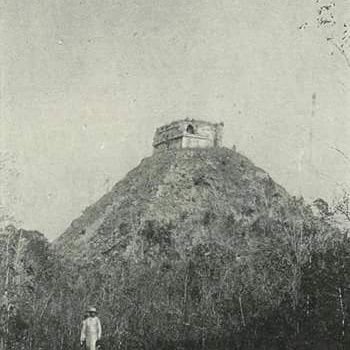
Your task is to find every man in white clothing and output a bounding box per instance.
[80,307,102,350]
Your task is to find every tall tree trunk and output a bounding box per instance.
[338,286,346,344]
[238,294,246,327]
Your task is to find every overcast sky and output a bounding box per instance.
[1,0,350,239]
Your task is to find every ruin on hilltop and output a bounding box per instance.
[152,119,224,153]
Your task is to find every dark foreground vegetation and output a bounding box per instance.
[1,149,350,349]
[1,199,350,350]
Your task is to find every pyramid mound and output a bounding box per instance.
[48,147,341,349]
[55,147,297,260]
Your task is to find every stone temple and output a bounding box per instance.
[153,119,224,153]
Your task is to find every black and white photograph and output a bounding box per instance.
[1,1,350,349]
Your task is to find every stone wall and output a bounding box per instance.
[153,119,224,153]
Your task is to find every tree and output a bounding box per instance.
[300,1,350,68]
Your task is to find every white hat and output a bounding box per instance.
[88,307,97,313]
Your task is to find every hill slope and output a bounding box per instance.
[55,147,296,260]
[47,148,341,349]
[0,148,344,350]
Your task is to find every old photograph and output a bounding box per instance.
[1,1,350,349]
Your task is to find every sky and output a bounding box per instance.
[0,0,350,239]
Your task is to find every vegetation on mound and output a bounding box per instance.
[1,149,349,349]
[55,148,294,258]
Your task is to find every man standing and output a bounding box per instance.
[80,307,102,350]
